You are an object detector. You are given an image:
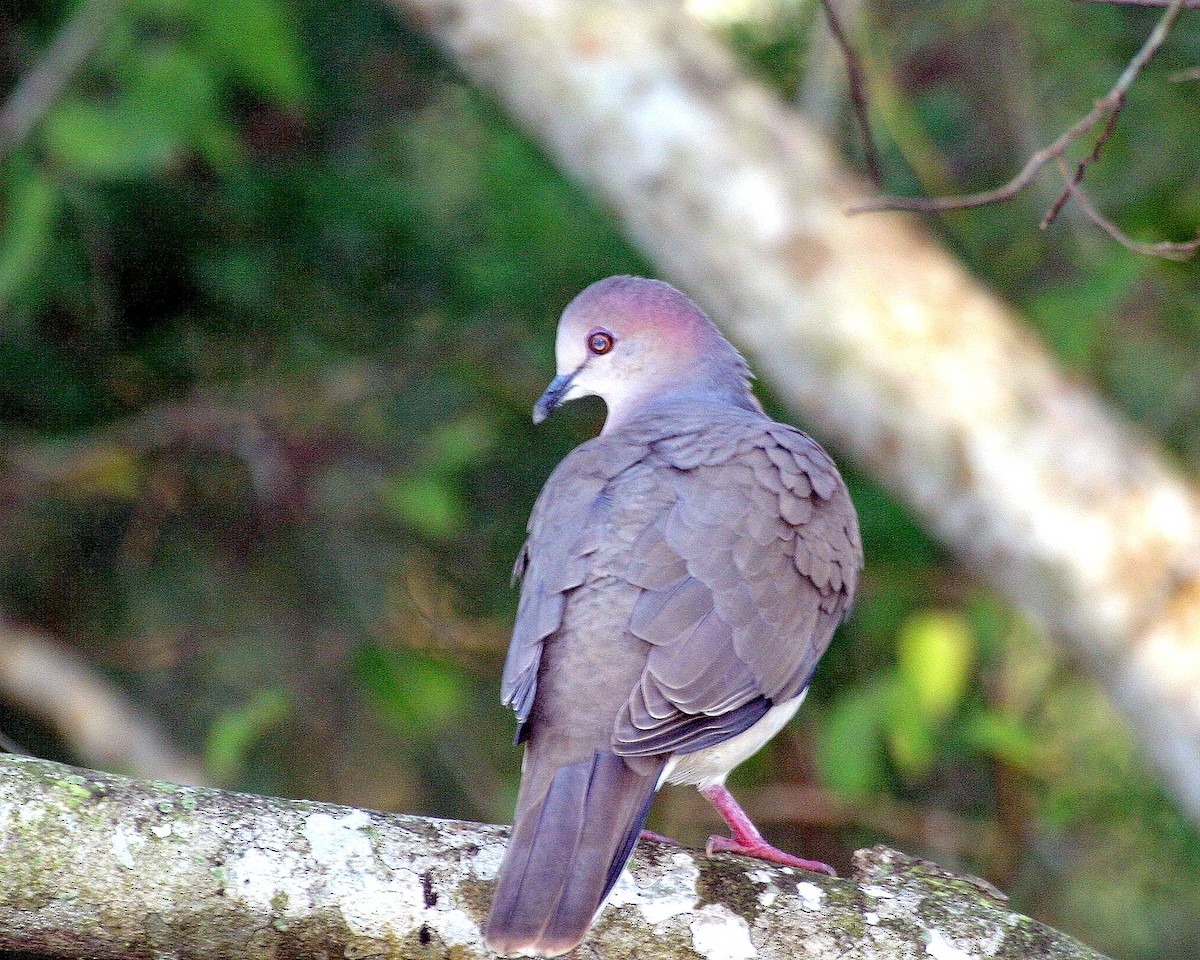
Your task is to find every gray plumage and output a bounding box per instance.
[484,277,861,957]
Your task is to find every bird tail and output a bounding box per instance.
[483,749,664,957]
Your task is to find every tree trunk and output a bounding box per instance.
[0,756,1108,959]
[388,0,1200,821]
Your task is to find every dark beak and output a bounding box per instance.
[533,372,575,424]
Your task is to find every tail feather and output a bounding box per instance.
[484,749,663,957]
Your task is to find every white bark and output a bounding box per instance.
[388,0,1200,820]
[0,756,1108,958]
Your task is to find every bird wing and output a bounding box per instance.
[500,433,648,741]
[612,415,862,758]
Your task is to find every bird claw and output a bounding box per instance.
[639,829,679,846]
[705,835,837,876]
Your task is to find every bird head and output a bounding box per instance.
[534,276,754,432]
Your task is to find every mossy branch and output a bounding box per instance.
[0,756,1108,959]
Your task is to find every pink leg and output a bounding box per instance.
[639,828,679,846]
[700,784,836,877]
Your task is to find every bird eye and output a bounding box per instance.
[588,331,614,355]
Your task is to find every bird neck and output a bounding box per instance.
[600,377,760,435]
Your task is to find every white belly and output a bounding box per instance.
[659,692,806,790]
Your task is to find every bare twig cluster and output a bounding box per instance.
[841,0,1198,260]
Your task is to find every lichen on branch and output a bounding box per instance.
[0,756,1109,958]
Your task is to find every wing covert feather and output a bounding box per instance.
[611,410,861,759]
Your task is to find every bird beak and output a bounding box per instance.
[533,372,576,424]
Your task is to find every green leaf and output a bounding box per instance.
[882,680,938,778]
[429,415,497,472]
[61,444,144,500]
[41,100,177,179]
[204,688,291,783]
[126,46,240,167]
[896,610,976,721]
[816,680,893,799]
[960,710,1040,771]
[356,646,466,733]
[187,0,311,108]
[380,475,464,537]
[0,161,61,309]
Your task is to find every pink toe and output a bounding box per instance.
[706,835,837,877]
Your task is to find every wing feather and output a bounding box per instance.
[611,412,861,758]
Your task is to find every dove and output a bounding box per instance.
[483,276,862,957]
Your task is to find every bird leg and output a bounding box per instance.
[638,828,679,845]
[699,784,836,876]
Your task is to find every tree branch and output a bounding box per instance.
[0,0,125,163]
[1039,104,1123,230]
[1073,0,1200,7]
[847,0,1195,259]
[0,756,1110,959]
[1051,155,1200,259]
[0,621,206,785]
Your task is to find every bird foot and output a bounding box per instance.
[705,835,837,876]
[639,829,679,846]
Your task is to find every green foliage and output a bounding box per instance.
[204,687,291,783]
[820,608,1006,793]
[896,610,974,722]
[356,646,468,735]
[0,160,62,310]
[186,0,312,108]
[816,678,892,797]
[381,475,465,537]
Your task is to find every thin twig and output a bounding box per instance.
[1040,99,1124,228]
[1170,65,1200,81]
[848,0,1187,215]
[818,0,883,187]
[0,0,125,163]
[1050,155,1200,259]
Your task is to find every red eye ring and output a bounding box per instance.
[588,331,614,355]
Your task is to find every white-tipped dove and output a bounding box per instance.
[484,277,862,957]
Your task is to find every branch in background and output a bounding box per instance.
[0,621,206,785]
[387,565,510,655]
[817,0,882,186]
[1053,155,1200,260]
[1170,65,1200,80]
[849,0,1195,260]
[0,392,329,514]
[0,0,125,163]
[0,755,1112,959]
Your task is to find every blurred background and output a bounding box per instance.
[1,1,1199,958]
